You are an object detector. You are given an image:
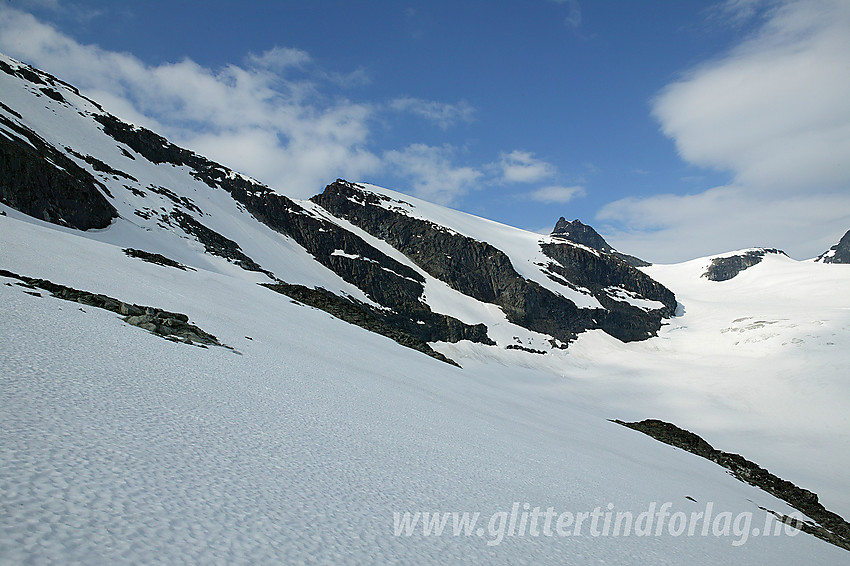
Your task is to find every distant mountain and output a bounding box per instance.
[815,229,850,264]
[551,217,650,267]
[701,248,787,281]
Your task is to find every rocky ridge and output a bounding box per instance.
[815,230,850,264]
[313,181,677,344]
[1,52,678,357]
[614,419,850,552]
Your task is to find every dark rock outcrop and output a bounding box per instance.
[540,241,677,341]
[702,249,786,281]
[92,119,489,347]
[312,181,676,344]
[123,248,193,271]
[552,217,650,267]
[163,210,272,277]
[262,282,462,366]
[1,269,229,349]
[815,230,850,264]
[0,117,118,230]
[613,419,850,552]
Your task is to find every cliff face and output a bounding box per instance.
[0,117,117,230]
[312,181,676,344]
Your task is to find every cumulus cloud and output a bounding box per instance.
[654,0,850,192]
[383,144,482,205]
[602,0,850,261]
[0,7,379,197]
[389,97,475,130]
[527,185,586,204]
[498,150,557,184]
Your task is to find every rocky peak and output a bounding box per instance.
[551,217,650,268]
[552,218,614,252]
[815,229,850,264]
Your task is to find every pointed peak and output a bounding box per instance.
[551,217,650,267]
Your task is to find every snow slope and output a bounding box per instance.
[2,52,850,563]
[3,212,849,565]
[435,251,850,519]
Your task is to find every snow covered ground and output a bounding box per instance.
[437,251,850,520]
[2,52,849,562]
[3,205,849,564]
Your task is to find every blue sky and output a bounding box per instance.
[1,0,848,262]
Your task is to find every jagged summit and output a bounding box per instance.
[552,217,614,252]
[815,229,850,264]
[551,217,650,267]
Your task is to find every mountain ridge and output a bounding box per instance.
[0,52,678,359]
[3,51,850,563]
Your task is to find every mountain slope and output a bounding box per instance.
[0,53,675,360]
[2,52,850,563]
[4,207,850,565]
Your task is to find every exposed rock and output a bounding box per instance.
[262,282,462,366]
[90,118,491,347]
[0,269,230,349]
[65,147,138,182]
[0,58,105,113]
[505,344,547,355]
[123,248,194,271]
[312,181,676,345]
[0,116,117,230]
[613,419,850,552]
[815,230,850,264]
[552,217,650,267]
[702,249,786,281]
[164,210,271,277]
[540,241,677,341]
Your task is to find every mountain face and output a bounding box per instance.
[0,53,676,361]
[551,217,650,267]
[816,230,850,264]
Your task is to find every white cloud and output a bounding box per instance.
[14,0,63,11]
[710,0,776,26]
[247,46,311,71]
[603,0,850,261]
[0,7,380,197]
[527,185,586,204]
[599,186,850,263]
[383,144,482,205]
[498,150,557,184]
[654,0,850,192]
[389,97,475,130]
